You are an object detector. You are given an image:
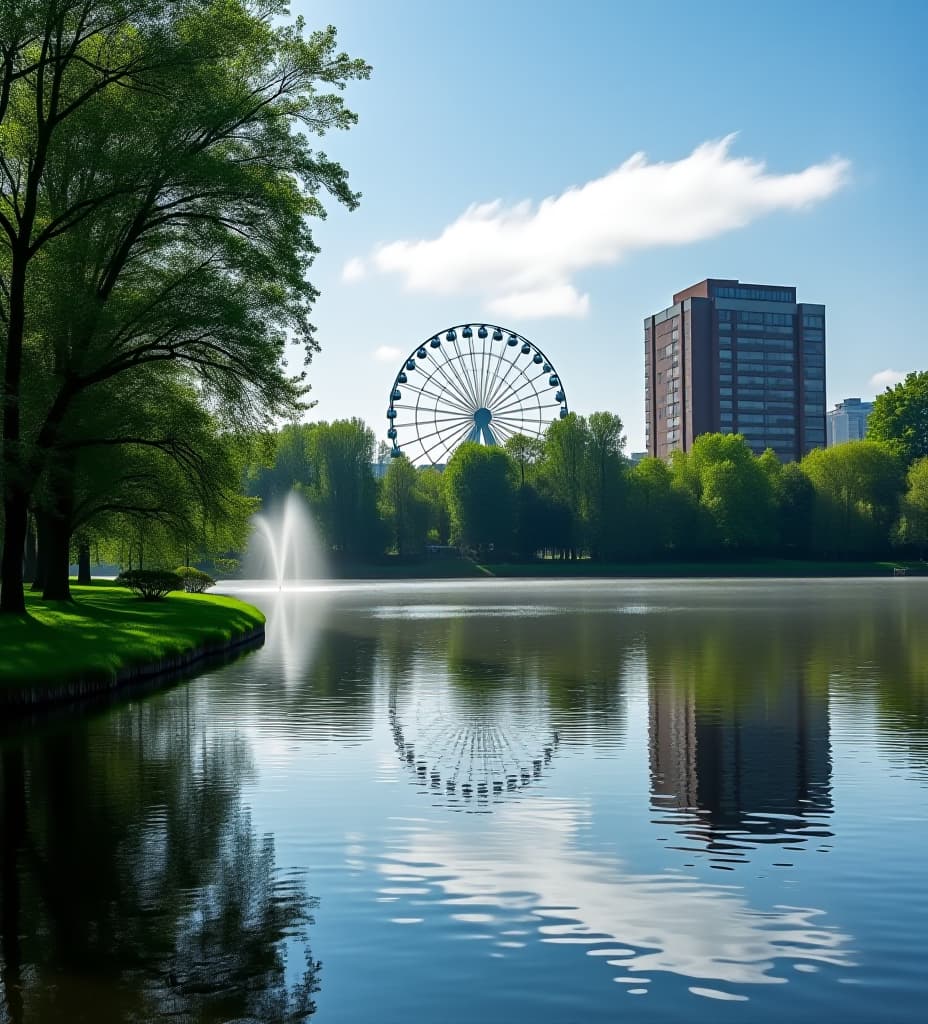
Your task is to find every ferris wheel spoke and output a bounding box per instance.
[489,371,550,416]
[482,350,522,413]
[420,419,473,465]
[483,347,534,413]
[489,421,516,445]
[435,350,482,412]
[405,381,474,416]
[421,353,478,413]
[448,335,482,409]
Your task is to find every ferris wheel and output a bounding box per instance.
[386,323,568,465]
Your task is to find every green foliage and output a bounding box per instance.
[894,456,928,556]
[670,434,774,551]
[444,442,516,555]
[302,419,381,559]
[0,0,369,611]
[868,371,928,463]
[175,566,217,594]
[379,456,429,557]
[800,440,904,556]
[115,569,183,601]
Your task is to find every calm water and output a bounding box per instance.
[1,579,927,1023]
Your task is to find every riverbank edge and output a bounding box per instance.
[0,621,265,709]
[319,557,928,580]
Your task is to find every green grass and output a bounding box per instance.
[0,582,264,688]
[477,558,928,578]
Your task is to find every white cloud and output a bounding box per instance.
[342,256,367,282]
[373,344,402,362]
[869,368,907,391]
[357,135,850,319]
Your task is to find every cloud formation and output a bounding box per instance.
[373,344,402,362]
[342,257,367,282]
[345,135,850,319]
[869,368,907,391]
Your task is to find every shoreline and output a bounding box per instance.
[0,622,265,710]
[0,585,266,710]
[317,558,928,581]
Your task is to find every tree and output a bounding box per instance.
[303,419,380,559]
[626,456,677,558]
[444,442,515,556]
[868,370,928,464]
[504,433,543,488]
[586,411,627,559]
[416,466,450,544]
[894,456,928,557]
[0,1,370,612]
[773,462,815,556]
[537,413,590,556]
[379,456,428,558]
[800,440,904,557]
[671,433,774,551]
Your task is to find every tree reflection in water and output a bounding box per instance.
[0,694,320,1024]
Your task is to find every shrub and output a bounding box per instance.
[212,557,240,578]
[175,566,217,594]
[115,569,183,601]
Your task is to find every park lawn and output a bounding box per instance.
[0,582,264,688]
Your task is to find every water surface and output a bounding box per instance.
[1,579,926,1022]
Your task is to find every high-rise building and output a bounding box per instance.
[826,397,873,446]
[644,278,826,461]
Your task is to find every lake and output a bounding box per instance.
[1,579,926,1023]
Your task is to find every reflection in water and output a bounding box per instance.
[2,579,926,1023]
[0,696,320,1024]
[379,798,853,993]
[388,680,560,807]
[646,613,833,863]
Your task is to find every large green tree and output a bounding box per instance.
[0,0,369,612]
[444,442,515,555]
[800,440,904,556]
[894,456,928,557]
[867,370,928,464]
[303,419,381,559]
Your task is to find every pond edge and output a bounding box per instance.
[0,623,265,708]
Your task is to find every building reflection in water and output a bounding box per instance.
[646,611,833,864]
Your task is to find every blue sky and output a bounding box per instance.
[291,0,925,452]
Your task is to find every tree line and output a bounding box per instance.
[246,371,928,566]
[0,1,369,611]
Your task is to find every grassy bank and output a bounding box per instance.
[0,582,264,689]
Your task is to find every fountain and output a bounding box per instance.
[248,490,328,587]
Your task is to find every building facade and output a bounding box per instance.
[644,279,826,461]
[826,397,873,446]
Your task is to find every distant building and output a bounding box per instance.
[826,397,873,446]
[644,278,826,462]
[629,451,648,466]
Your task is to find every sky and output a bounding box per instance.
[289,0,926,453]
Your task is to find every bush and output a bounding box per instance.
[175,566,217,594]
[212,557,240,578]
[115,569,183,601]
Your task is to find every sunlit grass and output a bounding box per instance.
[0,582,264,686]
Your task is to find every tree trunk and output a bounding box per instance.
[77,542,91,585]
[41,460,76,602]
[0,489,28,613]
[42,516,73,601]
[31,514,49,592]
[23,515,38,582]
